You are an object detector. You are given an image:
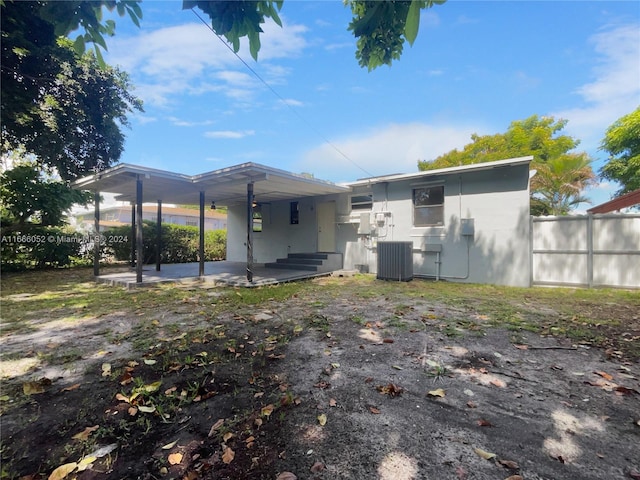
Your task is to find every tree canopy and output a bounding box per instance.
[599,107,640,197]
[2,0,446,71]
[1,2,143,181]
[418,115,596,215]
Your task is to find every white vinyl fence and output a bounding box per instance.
[531,214,640,289]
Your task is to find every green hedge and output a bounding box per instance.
[0,225,92,271]
[103,221,226,264]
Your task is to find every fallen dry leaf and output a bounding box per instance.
[310,461,325,473]
[76,456,96,472]
[276,473,297,480]
[222,447,235,464]
[329,398,337,407]
[382,338,394,344]
[513,344,528,350]
[455,466,468,479]
[505,476,523,480]
[594,370,614,381]
[490,378,506,388]
[208,419,225,437]
[369,406,381,414]
[162,440,178,450]
[128,406,138,416]
[60,383,81,392]
[137,405,156,413]
[473,447,496,460]
[376,383,404,397]
[168,452,183,465]
[317,413,327,426]
[261,404,274,417]
[467,401,477,408]
[428,388,446,398]
[629,471,640,480]
[72,425,99,441]
[23,381,45,396]
[48,462,77,480]
[223,432,235,442]
[476,419,493,427]
[498,459,519,470]
[101,363,111,377]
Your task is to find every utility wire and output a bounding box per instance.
[191,8,375,179]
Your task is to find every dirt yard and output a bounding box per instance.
[1,269,639,480]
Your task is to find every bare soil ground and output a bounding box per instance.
[1,269,639,480]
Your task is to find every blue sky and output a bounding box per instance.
[101,1,640,208]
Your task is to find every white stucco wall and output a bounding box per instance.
[339,164,532,286]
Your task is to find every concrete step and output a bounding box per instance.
[265,253,342,273]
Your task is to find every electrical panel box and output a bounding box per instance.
[461,218,475,237]
[358,213,371,235]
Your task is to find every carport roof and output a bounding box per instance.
[72,162,350,206]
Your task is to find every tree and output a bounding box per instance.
[419,115,596,215]
[530,154,595,216]
[599,107,640,196]
[2,1,143,181]
[0,162,91,230]
[2,0,445,71]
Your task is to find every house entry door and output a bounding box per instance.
[317,201,336,252]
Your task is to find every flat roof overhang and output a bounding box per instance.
[72,162,350,205]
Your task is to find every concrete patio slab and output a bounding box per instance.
[96,261,331,288]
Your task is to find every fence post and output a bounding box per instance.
[587,213,594,288]
[529,215,534,287]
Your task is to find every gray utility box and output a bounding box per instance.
[377,241,413,282]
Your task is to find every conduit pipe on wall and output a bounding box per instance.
[415,236,471,281]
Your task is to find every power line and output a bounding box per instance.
[190,8,374,179]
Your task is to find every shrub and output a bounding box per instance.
[103,221,226,264]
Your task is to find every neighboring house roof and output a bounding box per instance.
[72,162,350,206]
[587,188,640,214]
[345,156,534,187]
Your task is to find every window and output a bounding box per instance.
[186,220,198,226]
[351,194,373,211]
[290,201,299,224]
[413,186,444,226]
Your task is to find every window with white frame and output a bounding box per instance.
[413,186,444,226]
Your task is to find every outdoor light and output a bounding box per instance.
[252,196,257,208]
[210,201,216,210]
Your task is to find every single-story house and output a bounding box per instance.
[74,205,227,232]
[72,156,533,286]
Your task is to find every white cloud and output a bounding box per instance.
[105,18,308,108]
[552,24,640,151]
[297,122,484,183]
[204,130,255,139]
[279,98,305,107]
[167,117,214,127]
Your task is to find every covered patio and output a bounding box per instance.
[96,261,334,289]
[72,162,350,286]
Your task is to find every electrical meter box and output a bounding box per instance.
[461,218,475,237]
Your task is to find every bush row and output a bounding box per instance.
[0,222,227,271]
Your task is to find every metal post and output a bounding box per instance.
[199,191,205,277]
[130,205,136,268]
[136,175,143,284]
[156,200,162,272]
[93,191,100,277]
[587,213,594,288]
[247,182,254,282]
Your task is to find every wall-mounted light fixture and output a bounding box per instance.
[210,201,216,210]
